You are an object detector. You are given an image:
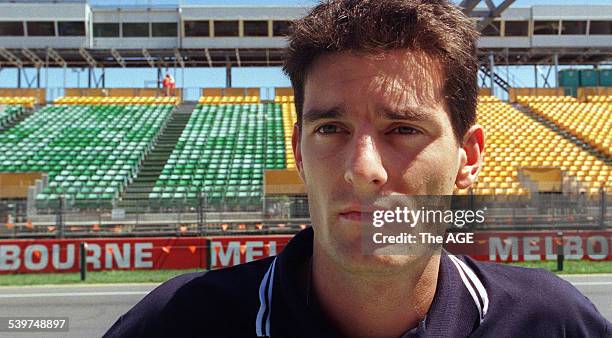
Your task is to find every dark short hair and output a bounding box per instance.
[283,0,480,139]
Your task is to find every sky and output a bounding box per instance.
[0,0,610,101]
[90,0,612,6]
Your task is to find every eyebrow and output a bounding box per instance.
[303,105,433,125]
[303,107,343,125]
[379,107,432,122]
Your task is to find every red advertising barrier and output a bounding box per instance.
[0,237,207,274]
[208,235,293,269]
[0,231,609,274]
[445,230,612,262]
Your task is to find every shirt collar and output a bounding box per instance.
[273,227,480,337]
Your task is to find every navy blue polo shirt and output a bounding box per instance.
[105,227,611,337]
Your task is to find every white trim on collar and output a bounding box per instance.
[254,254,489,336]
[256,257,278,337]
[448,254,489,323]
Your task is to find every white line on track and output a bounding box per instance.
[0,283,160,289]
[0,291,149,298]
[0,279,609,299]
[570,281,612,286]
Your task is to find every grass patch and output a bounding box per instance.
[504,260,612,274]
[1,261,610,286]
[0,269,203,286]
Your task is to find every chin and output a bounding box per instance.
[329,236,429,275]
[338,250,426,275]
[315,216,438,274]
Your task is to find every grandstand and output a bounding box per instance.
[0,0,610,238]
[468,95,609,195]
[517,95,610,157]
[144,102,285,211]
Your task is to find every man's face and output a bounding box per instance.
[293,50,482,272]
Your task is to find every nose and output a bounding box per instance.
[344,133,388,192]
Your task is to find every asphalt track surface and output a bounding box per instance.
[0,274,609,337]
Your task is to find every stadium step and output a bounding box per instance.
[117,104,195,212]
[0,105,36,132]
[515,103,612,166]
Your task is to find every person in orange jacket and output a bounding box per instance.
[162,73,176,97]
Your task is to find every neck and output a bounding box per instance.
[311,242,441,338]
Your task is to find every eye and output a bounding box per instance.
[315,124,343,134]
[390,126,420,135]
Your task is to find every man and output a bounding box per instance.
[105,1,610,337]
[162,73,175,96]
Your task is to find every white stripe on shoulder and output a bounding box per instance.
[256,258,276,337]
[451,255,489,316]
[448,254,486,323]
[265,257,278,336]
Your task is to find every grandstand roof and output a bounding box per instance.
[0,1,610,68]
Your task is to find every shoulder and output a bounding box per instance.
[458,256,611,337]
[104,257,275,338]
[463,256,590,307]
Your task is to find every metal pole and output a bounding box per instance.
[157,67,162,89]
[80,242,87,281]
[198,190,203,234]
[181,65,184,101]
[600,188,606,229]
[556,231,564,272]
[226,63,232,88]
[57,194,64,239]
[489,51,495,97]
[203,194,207,235]
[88,67,92,88]
[206,238,212,270]
[534,65,538,90]
[177,200,182,235]
[505,48,510,101]
[45,51,49,92]
[553,53,559,87]
[37,67,41,88]
[17,67,21,88]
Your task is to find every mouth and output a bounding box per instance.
[338,210,374,222]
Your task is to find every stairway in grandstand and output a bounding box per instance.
[117,102,196,212]
[144,102,286,212]
[478,65,511,94]
[516,103,610,170]
[514,96,611,194]
[0,104,35,133]
[516,96,611,161]
[0,98,178,211]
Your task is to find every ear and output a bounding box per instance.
[455,124,485,189]
[292,123,306,183]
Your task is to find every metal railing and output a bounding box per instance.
[26,87,279,104]
[0,192,609,239]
